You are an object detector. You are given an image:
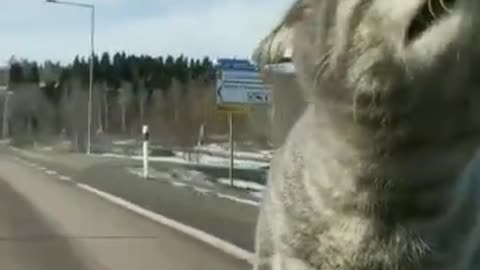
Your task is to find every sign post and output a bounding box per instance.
[142,125,150,179]
[215,58,272,187]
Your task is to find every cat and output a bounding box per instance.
[253,0,480,269]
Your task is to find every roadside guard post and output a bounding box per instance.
[142,125,150,179]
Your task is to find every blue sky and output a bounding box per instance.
[1,0,292,65]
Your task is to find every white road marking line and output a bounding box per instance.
[30,164,42,169]
[59,175,73,182]
[193,187,211,194]
[216,194,260,207]
[170,181,259,207]
[45,170,57,175]
[15,157,73,183]
[171,181,188,187]
[75,183,254,264]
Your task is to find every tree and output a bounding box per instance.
[60,76,89,152]
[136,79,148,125]
[4,52,248,148]
[30,62,40,83]
[92,54,101,82]
[9,63,23,84]
[112,52,124,88]
[41,60,62,83]
[174,55,189,83]
[118,81,133,133]
[100,52,114,85]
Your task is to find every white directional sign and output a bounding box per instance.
[215,59,271,107]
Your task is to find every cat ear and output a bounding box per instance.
[252,0,311,68]
[251,23,294,68]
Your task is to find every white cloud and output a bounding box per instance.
[98,0,289,58]
[0,0,292,65]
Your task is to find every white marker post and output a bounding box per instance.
[142,125,150,179]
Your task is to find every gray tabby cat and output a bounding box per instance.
[253,0,480,269]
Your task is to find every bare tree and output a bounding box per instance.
[40,61,61,83]
[118,81,133,134]
[10,83,53,146]
[92,82,104,134]
[103,85,110,132]
[137,79,149,125]
[60,78,89,152]
[148,88,172,144]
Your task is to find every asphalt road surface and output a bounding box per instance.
[8,146,259,251]
[0,154,249,270]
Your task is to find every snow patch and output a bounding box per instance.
[98,151,268,170]
[195,154,269,169]
[249,191,264,199]
[193,187,211,195]
[171,181,188,188]
[102,153,189,164]
[127,167,206,183]
[194,143,273,161]
[215,194,260,207]
[113,139,137,146]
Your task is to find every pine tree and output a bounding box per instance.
[100,52,112,85]
[30,62,40,83]
[9,63,24,84]
[92,54,101,82]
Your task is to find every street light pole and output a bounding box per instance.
[46,0,95,155]
[87,5,95,155]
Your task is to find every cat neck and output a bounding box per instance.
[303,104,477,223]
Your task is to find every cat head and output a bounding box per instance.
[254,0,480,150]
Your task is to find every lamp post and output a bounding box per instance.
[46,0,95,154]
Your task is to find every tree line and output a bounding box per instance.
[5,53,272,152]
[9,52,215,93]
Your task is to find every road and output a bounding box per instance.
[0,154,250,270]
[8,146,260,251]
